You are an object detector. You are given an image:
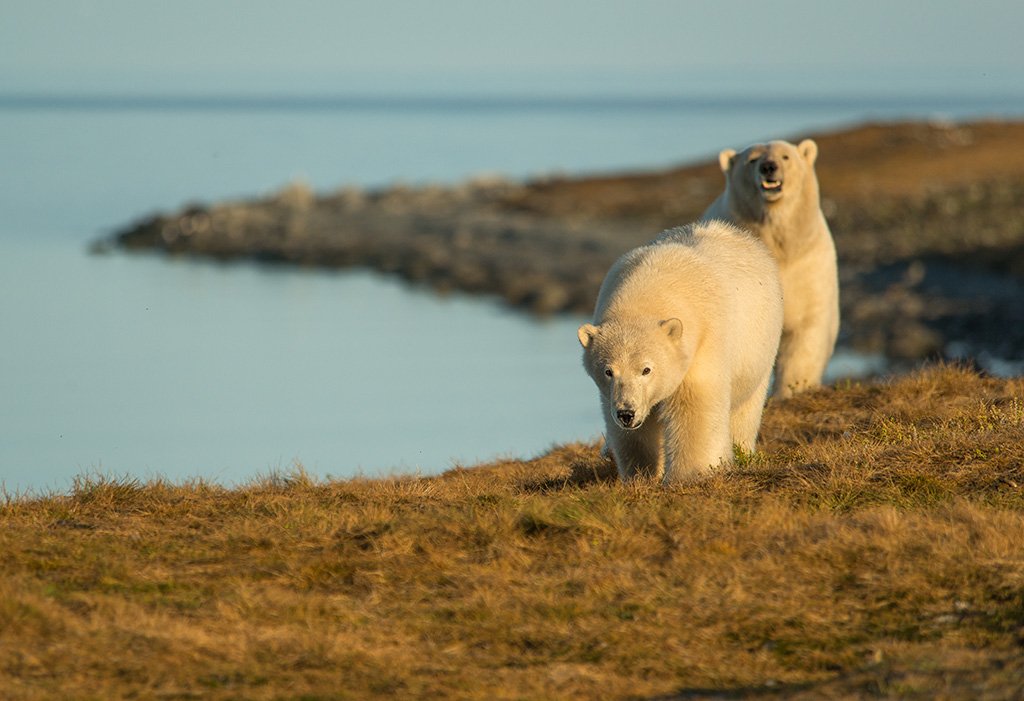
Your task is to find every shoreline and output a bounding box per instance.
[106,118,1024,373]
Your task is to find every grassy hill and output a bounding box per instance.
[2,364,1023,700]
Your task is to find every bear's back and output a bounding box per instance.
[655,221,777,277]
[595,221,780,325]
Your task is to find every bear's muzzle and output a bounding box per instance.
[758,158,784,200]
[615,408,642,430]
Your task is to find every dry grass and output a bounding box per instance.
[3,364,1024,700]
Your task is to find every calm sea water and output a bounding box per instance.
[3,78,1023,493]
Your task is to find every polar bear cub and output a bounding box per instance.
[578,221,783,484]
[702,139,839,398]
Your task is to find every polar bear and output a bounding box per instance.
[702,139,839,398]
[578,221,783,484]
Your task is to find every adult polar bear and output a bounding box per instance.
[578,221,783,484]
[702,139,839,398]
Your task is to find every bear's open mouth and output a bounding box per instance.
[759,178,784,200]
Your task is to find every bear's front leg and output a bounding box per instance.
[605,414,664,482]
[730,371,772,453]
[660,388,732,484]
[774,258,838,398]
[774,323,832,398]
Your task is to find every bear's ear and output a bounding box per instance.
[577,323,600,348]
[659,318,683,341]
[718,148,736,174]
[798,139,818,165]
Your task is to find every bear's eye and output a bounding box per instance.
[604,368,614,378]
[782,154,790,160]
[642,367,652,376]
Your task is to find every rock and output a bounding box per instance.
[271,180,315,210]
[888,322,944,360]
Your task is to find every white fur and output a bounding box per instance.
[578,221,783,484]
[702,139,839,398]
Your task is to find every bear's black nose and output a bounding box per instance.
[759,159,778,177]
[616,409,635,427]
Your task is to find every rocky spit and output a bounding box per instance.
[106,119,1024,375]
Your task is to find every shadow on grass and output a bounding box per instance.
[642,682,810,700]
[520,449,619,493]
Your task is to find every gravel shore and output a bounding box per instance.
[107,119,1024,374]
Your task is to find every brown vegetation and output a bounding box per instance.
[3,365,1023,699]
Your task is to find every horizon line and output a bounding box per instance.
[2,90,1023,115]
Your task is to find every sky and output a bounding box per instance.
[2,0,1023,94]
